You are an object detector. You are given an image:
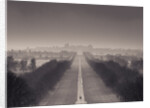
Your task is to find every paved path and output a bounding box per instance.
[75,55,87,104]
[39,55,120,106]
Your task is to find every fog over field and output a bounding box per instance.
[7,1,143,107]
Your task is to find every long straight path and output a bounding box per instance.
[75,55,87,104]
[39,55,120,106]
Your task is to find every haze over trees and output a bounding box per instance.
[7,51,76,107]
[30,58,36,71]
[84,52,143,101]
[7,47,143,107]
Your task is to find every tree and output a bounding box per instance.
[30,58,36,71]
[20,60,27,72]
[7,56,14,71]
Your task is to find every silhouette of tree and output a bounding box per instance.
[7,56,15,71]
[30,58,36,71]
[20,60,27,72]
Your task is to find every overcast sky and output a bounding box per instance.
[7,1,143,50]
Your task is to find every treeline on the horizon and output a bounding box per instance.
[7,47,143,60]
[93,53,143,72]
[7,56,37,75]
[84,52,143,101]
[7,51,76,74]
[7,51,76,107]
[7,50,75,60]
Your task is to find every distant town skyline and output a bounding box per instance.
[7,43,143,52]
[7,1,143,50]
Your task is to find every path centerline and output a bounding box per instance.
[75,55,87,104]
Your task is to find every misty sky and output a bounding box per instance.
[7,1,143,50]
